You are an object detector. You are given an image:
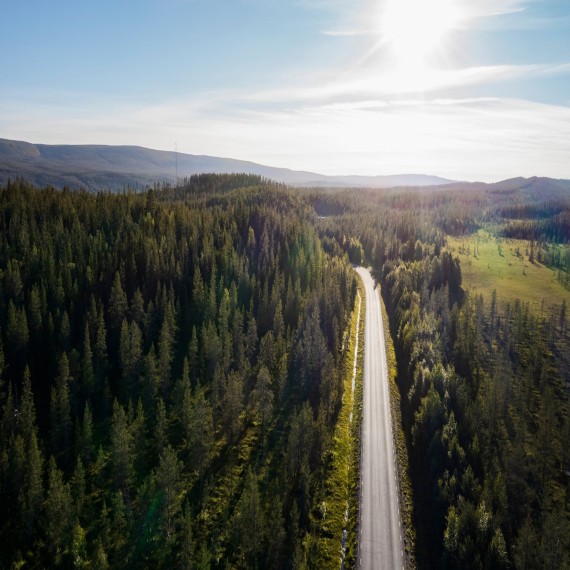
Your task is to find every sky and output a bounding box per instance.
[1,0,569,182]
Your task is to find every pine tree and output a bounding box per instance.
[5,259,23,301]
[188,327,200,385]
[233,468,264,567]
[245,314,258,364]
[78,402,94,464]
[231,308,245,373]
[94,310,109,408]
[19,366,36,444]
[109,272,128,331]
[81,322,95,396]
[6,300,29,366]
[172,356,190,420]
[202,320,220,380]
[92,540,110,570]
[28,285,43,333]
[50,353,72,460]
[20,430,43,539]
[71,457,86,518]
[265,493,286,569]
[158,303,176,393]
[191,267,205,324]
[60,310,71,351]
[130,288,146,330]
[130,399,146,472]
[155,397,168,457]
[143,345,160,413]
[110,490,128,556]
[119,318,143,395]
[9,434,26,505]
[223,371,243,443]
[71,520,88,569]
[189,389,214,476]
[110,400,133,492]
[251,365,273,445]
[178,504,194,570]
[156,445,183,544]
[44,456,73,564]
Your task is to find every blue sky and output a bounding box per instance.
[1,0,569,181]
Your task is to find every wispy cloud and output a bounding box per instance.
[321,29,372,36]
[2,92,569,182]
[460,0,528,19]
[239,63,570,104]
[1,0,566,183]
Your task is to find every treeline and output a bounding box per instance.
[383,253,570,569]
[2,174,569,569]
[0,177,356,568]
[312,185,570,569]
[498,201,567,221]
[501,212,570,243]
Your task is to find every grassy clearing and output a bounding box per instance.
[316,279,365,569]
[447,231,570,315]
[379,285,416,570]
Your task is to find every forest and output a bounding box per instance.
[1,174,569,568]
[0,176,356,568]
[314,179,570,569]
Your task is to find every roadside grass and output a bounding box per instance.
[378,284,416,570]
[315,278,365,569]
[195,419,259,562]
[447,231,570,315]
[348,280,365,569]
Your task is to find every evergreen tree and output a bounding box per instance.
[189,389,214,476]
[20,430,43,539]
[251,365,273,444]
[158,304,176,393]
[44,456,73,564]
[156,445,183,544]
[178,504,194,570]
[233,468,264,568]
[81,321,95,396]
[110,400,133,492]
[78,402,94,464]
[109,272,128,331]
[119,318,143,395]
[50,353,72,460]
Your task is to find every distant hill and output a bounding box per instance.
[0,138,453,191]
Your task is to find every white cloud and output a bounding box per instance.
[2,93,569,182]
[321,29,372,36]
[240,63,570,103]
[459,0,528,20]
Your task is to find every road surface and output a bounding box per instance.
[356,267,405,570]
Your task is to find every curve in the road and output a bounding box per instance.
[356,267,405,570]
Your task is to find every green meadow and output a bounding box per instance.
[447,230,570,315]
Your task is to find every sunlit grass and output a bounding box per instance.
[447,230,570,315]
[315,278,365,568]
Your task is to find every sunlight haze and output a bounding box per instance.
[1,0,569,181]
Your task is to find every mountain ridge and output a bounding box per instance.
[0,138,454,191]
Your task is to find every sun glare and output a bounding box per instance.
[381,0,460,68]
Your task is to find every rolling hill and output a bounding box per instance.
[0,138,453,191]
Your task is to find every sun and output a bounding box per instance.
[380,0,460,69]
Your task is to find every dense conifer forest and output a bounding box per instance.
[0,176,356,568]
[1,175,569,568]
[314,181,570,569]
